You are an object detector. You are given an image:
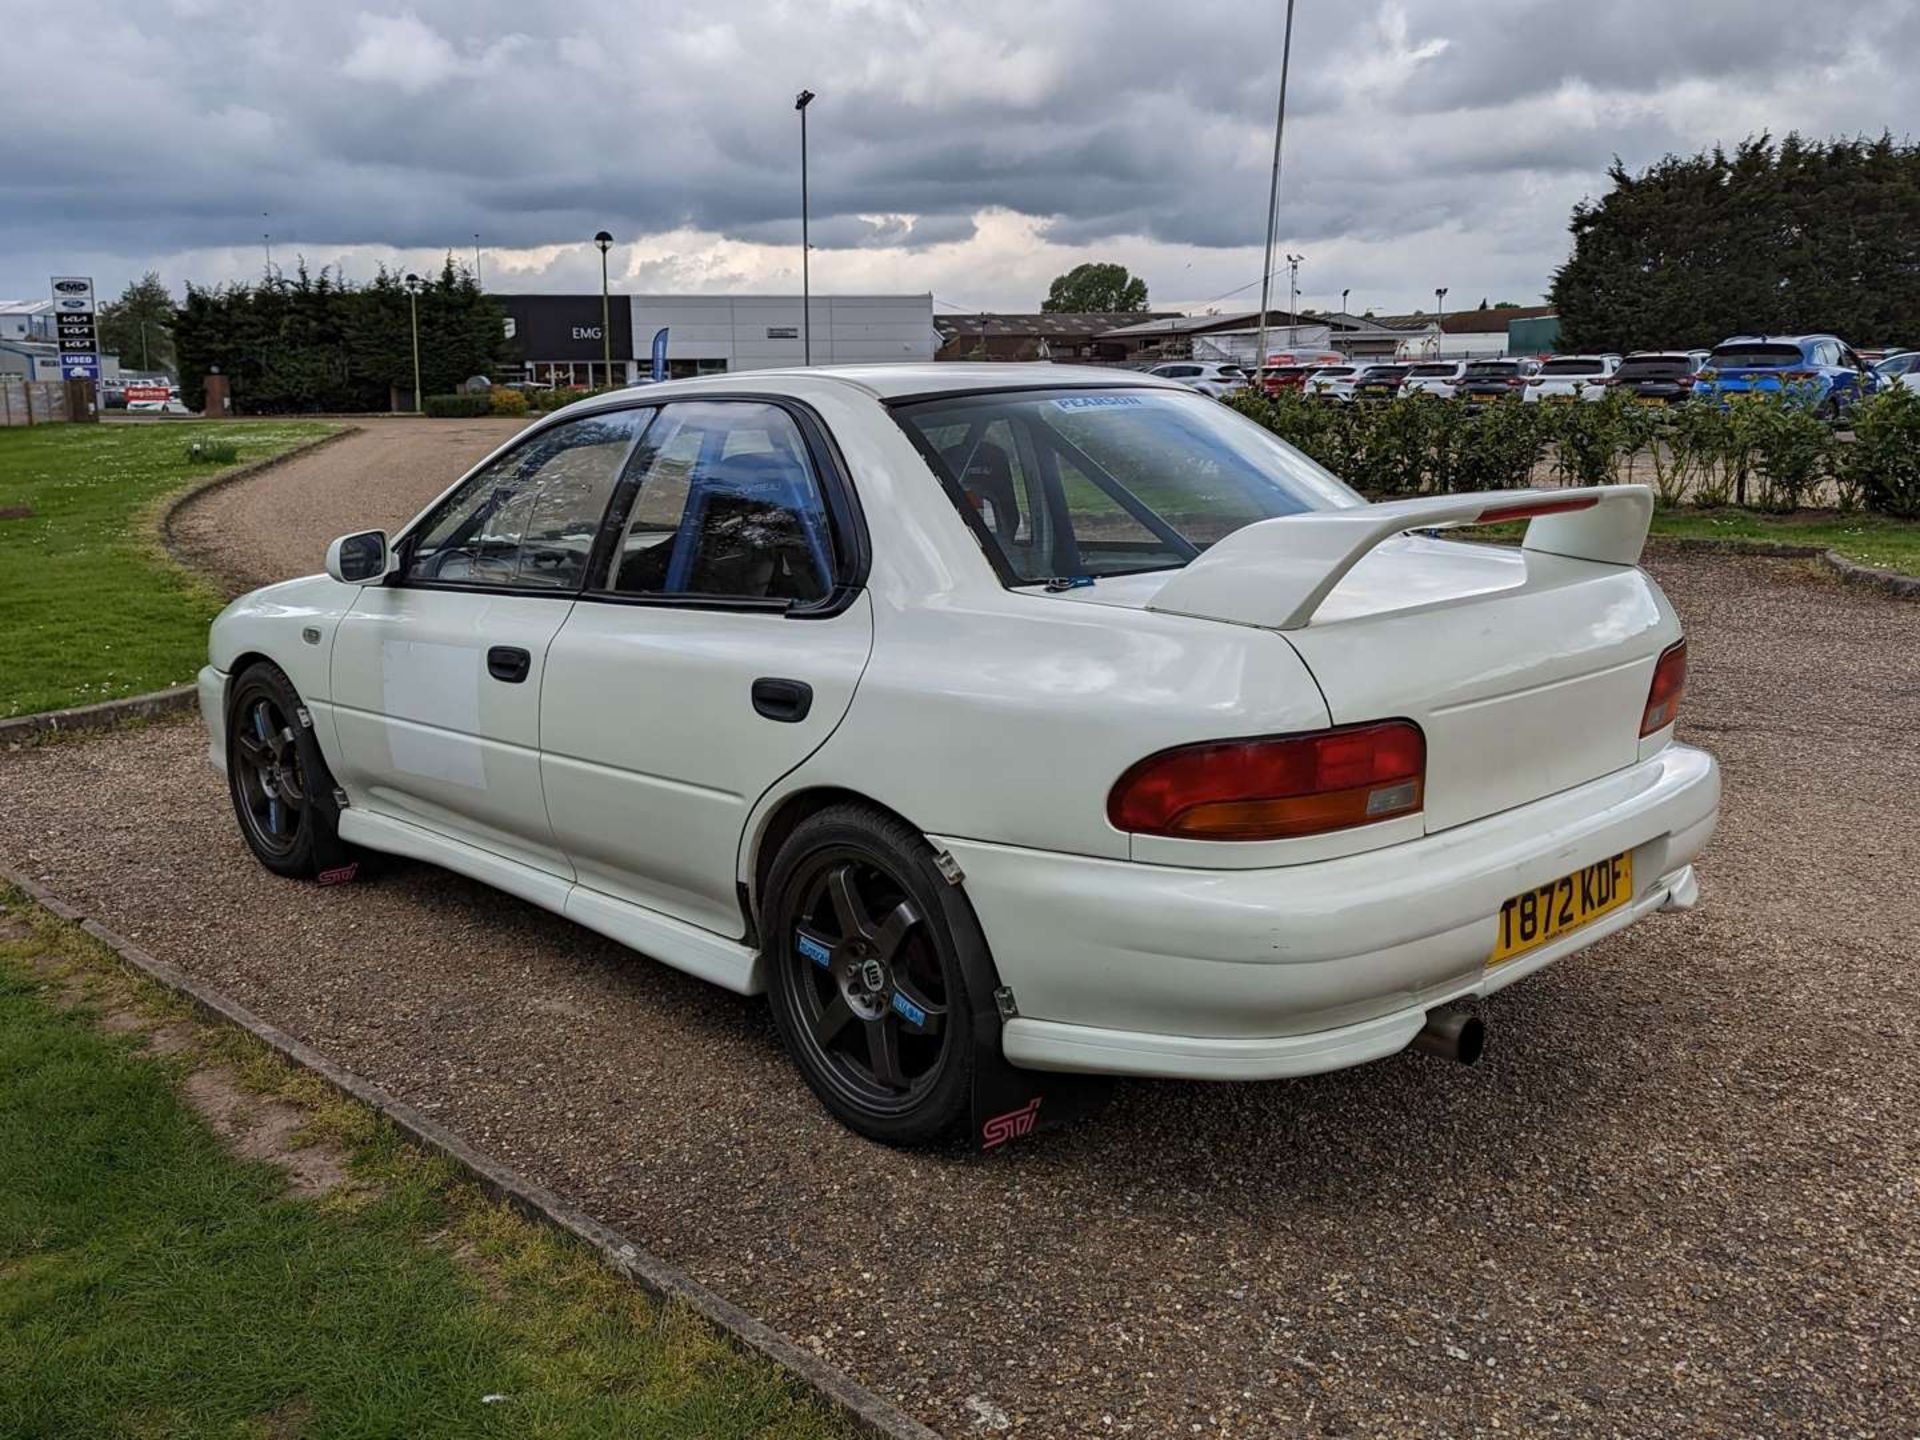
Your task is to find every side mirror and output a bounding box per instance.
[325,530,391,585]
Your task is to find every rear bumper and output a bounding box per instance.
[937,742,1719,1081]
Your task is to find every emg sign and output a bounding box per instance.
[495,295,631,361]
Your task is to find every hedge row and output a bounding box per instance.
[1227,385,1920,517]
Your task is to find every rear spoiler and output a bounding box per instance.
[1147,485,1654,632]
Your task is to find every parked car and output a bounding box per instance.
[1871,349,1920,385]
[1257,351,1345,398]
[1350,363,1413,401]
[1455,358,1541,404]
[1524,354,1621,403]
[1402,361,1466,399]
[1257,364,1321,397]
[1608,351,1710,406]
[1695,335,1876,420]
[1304,364,1363,401]
[1148,361,1248,398]
[200,364,1718,1146]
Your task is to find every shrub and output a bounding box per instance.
[422,392,492,418]
[526,384,627,414]
[1743,391,1837,512]
[1442,398,1552,493]
[1839,384,1920,517]
[1549,388,1640,488]
[184,440,240,465]
[488,385,529,417]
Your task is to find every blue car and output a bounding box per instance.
[1694,334,1878,420]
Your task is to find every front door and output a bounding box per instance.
[328,408,652,873]
[540,399,873,936]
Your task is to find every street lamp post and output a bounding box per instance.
[593,232,614,386]
[405,272,424,413]
[1286,254,1303,332]
[1341,286,1351,318]
[795,88,816,366]
[1434,286,1449,357]
[472,234,483,289]
[1253,0,1298,375]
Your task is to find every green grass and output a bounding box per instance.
[0,896,856,1440]
[1645,507,1920,573]
[0,422,335,719]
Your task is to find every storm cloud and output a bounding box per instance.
[5,0,1917,312]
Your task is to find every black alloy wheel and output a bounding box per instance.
[232,691,307,860]
[788,851,951,1107]
[225,662,358,881]
[763,804,981,1144]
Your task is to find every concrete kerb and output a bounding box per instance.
[0,862,943,1440]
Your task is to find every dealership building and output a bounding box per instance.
[496,293,937,386]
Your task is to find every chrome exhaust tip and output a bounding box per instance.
[1411,1009,1485,1066]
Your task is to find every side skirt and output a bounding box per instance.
[337,809,761,995]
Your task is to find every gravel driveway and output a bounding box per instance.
[3,549,1915,1438]
[169,416,529,593]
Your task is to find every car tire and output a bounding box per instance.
[225,662,360,882]
[763,803,980,1145]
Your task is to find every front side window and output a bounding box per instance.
[405,410,650,589]
[896,387,1361,584]
[595,401,835,604]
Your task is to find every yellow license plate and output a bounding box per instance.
[1635,396,1665,406]
[1548,394,1576,403]
[1489,852,1633,966]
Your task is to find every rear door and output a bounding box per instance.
[328,409,651,873]
[539,398,873,937]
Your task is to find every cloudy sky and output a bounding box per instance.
[6,0,1917,318]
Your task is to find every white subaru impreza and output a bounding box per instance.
[199,365,1719,1147]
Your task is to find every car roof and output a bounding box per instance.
[1715,334,1837,348]
[544,363,1188,422]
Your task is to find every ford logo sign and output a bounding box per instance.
[53,279,90,294]
[57,298,90,310]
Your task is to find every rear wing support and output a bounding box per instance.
[1146,485,1654,632]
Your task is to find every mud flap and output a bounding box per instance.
[968,1012,1112,1153]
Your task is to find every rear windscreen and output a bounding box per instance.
[1541,358,1606,376]
[1464,362,1517,377]
[1313,367,1355,377]
[1408,364,1456,377]
[1709,344,1802,369]
[894,387,1361,582]
[1616,356,1693,379]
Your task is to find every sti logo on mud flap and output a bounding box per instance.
[980,1096,1042,1149]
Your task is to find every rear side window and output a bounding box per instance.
[406,410,649,589]
[1709,344,1802,368]
[594,401,834,604]
[895,387,1360,583]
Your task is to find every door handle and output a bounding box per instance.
[487,645,532,684]
[751,677,813,723]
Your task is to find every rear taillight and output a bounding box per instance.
[1641,639,1687,736]
[1108,721,1425,841]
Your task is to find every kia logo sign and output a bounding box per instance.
[53,279,90,295]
